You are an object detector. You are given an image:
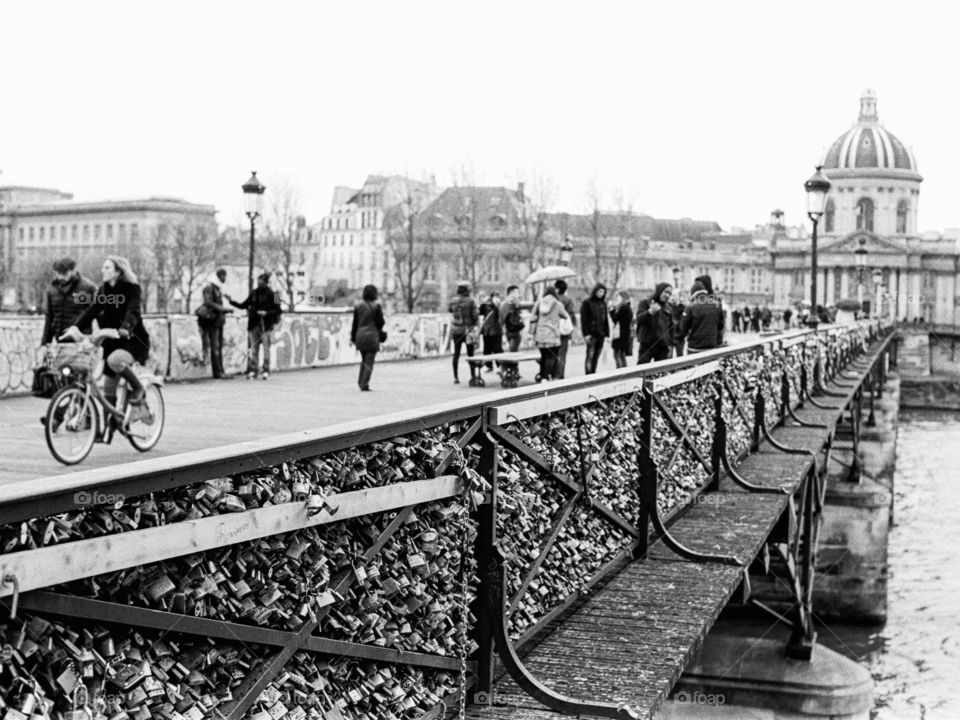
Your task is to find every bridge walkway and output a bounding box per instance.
[466,333,891,720]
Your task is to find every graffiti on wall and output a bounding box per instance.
[0,311,458,397]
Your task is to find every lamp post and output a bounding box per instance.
[872,268,883,319]
[559,235,573,266]
[855,236,868,316]
[242,171,266,295]
[804,166,831,327]
[672,265,681,291]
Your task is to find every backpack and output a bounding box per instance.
[504,302,524,333]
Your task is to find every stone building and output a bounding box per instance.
[772,90,960,324]
[0,186,217,311]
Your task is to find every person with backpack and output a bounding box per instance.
[449,282,479,384]
[501,285,525,352]
[678,280,724,353]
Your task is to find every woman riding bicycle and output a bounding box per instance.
[62,256,151,409]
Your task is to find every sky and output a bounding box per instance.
[1,1,958,234]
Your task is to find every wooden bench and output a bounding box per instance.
[467,351,542,388]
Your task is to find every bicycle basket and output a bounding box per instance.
[45,343,101,377]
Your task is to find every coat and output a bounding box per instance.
[635,283,674,350]
[580,284,610,338]
[610,302,634,354]
[479,302,502,336]
[531,294,568,348]
[74,279,151,364]
[42,274,98,344]
[351,300,385,353]
[449,295,479,338]
[230,286,282,331]
[678,291,724,351]
[198,282,230,327]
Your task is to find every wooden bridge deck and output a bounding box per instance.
[466,340,886,719]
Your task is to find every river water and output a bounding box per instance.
[820,411,960,719]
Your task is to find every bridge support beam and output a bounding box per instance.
[665,630,872,720]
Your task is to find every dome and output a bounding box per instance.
[821,90,918,173]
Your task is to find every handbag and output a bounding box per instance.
[559,315,574,336]
[194,305,215,322]
[379,330,388,343]
[465,325,480,345]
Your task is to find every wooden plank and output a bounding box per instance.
[489,378,645,424]
[0,476,461,597]
[646,360,720,393]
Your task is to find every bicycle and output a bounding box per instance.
[43,333,165,465]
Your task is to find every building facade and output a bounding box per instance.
[0,187,217,311]
[772,90,960,324]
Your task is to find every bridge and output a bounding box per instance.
[0,323,894,719]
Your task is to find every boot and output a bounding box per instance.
[120,367,145,404]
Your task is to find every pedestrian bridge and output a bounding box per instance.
[0,323,895,719]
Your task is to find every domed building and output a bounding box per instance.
[772,90,959,324]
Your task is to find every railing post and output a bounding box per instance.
[866,368,877,427]
[472,427,499,699]
[709,383,723,492]
[634,382,654,561]
[752,388,763,452]
[787,468,817,660]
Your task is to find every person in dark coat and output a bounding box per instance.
[580,282,609,375]
[64,256,150,408]
[609,290,633,368]
[226,273,283,380]
[783,308,793,329]
[554,279,577,379]
[678,280,724,352]
[635,282,674,364]
[196,268,233,379]
[350,284,386,391]
[41,257,97,344]
[449,282,479,384]
[478,292,503,371]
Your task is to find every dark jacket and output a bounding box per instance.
[449,295,479,337]
[42,274,97,344]
[478,302,502,336]
[610,301,634,354]
[199,282,230,327]
[500,297,525,334]
[351,300,385,353]
[635,283,674,349]
[678,290,724,351]
[580,283,610,338]
[230,287,282,331]
[74,279,151,364]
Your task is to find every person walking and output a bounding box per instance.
[41,257,97,345]
[449,282,479,384]
[226,273,282,380]
[554,279,577,379]
[580,283,609,375]
[195,268,233,379]
[62,256,150,409]
[783,307,793,329]
[609,290,633,368]
[678,280,724,353]
[478,292,503,371]
[501,285,525,352]
[529,286,569,381]
[761,305,773,331]
[636,282,675,364]
[350,284,386,391]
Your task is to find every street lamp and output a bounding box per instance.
[855,236,868,315]
[804,165,831,326]
[242,171,266,294]
[559,235,573,266]
[672,265,681,289]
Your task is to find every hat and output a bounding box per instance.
[257,272,271,283]
[52,257,76,273]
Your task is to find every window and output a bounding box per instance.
[60,226,67,241]
[29,227,35,241]
[896,200,909,234]
[83,225,90,241]
[39,227,45,241]
[94,225,102,241]
[824,199,835,233]
[130,224,139,240]
[71,225,78,241]
[118,224,127,242]
[106,224,113,241]
[18,228,24,241]
[749,268,763,294]
[855,198,874,232]
[723,267,736,293]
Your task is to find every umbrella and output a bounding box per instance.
[525,265,577,284]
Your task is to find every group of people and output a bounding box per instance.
[441,274,726,385]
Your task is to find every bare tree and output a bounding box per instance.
[609,187,637,293]
[260,179,304,310]
[517,171,556,276]
[171,220,222,310]
[384,180,435,313]
[450,166,484,291]
[585,177,605,290]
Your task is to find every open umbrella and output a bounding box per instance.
[525,265,577,284]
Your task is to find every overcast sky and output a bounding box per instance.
[1,1,956,234]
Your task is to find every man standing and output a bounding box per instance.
[554,279,577,378]
[227,273,283,379]
[580,282,609,374]
[41,257,97,345]
[501,285,525,352]
[678,280,724,353]
[196,268,232,379]
[478,292,503,371]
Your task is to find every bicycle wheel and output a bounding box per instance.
[127,384,164,452]
[45,386,97,465]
